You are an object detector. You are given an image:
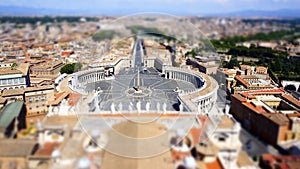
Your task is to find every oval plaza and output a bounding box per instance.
[70,37,219,115]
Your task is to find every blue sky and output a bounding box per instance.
[0,0,300,15]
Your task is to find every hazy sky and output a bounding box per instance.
[0,0,299,15]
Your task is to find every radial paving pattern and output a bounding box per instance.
[85,67,196,112]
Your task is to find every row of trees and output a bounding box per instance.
[220,30,296,43]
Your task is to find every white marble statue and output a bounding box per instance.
[163,102,167,114]
[146,102,150,112]
[110,103,116,114]
[129,104,133,112]
[118,103,123,112]
[156,102,160,112]
[137,101,141,113]
[179,103,184,113]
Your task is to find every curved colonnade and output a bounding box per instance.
[165,67,218,114]
[71,68,106,92]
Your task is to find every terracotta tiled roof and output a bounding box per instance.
[171,149,190,162]
[68,93,81,106]
[235,75,250,87]
[282,94,300,109]
[206,158,223,169]
[241,88,284,96]
[34,142,61,157]
[190,128,201,145]
[243,102,266,114]
[49,92,70,106]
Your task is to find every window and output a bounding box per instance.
[35,96,39,102]
[14,78,18,84]
[2,80,7,85]
[19,78,24,83]
[219,137,226,142]
[41,95,45,101]
[28,97,33,103]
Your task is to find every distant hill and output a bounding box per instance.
[212,9,300,18]
[0,6,102,16]
[0,5,300,18]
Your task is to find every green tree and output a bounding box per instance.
[60,63,82,74]
[224,58,240,69]
[11,63,17,68]
[185,49,197,57]
[92,30,115,41]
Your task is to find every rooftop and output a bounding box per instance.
[0,96,6,104]
[25,85,54,93]
[0,101,24,128]
[1,88,24,97]
[263,113,290,126]
[101,150,173,169]
[34,142,61,157]
[0,67,22,76]
[32,60,63,70]
[17,63,30,75]
[101,120,173,169]
[237,151,254,167]
[217,116,235,129]
[261,154,300,169]
[0,139,37,157]
[112,120,166,138]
